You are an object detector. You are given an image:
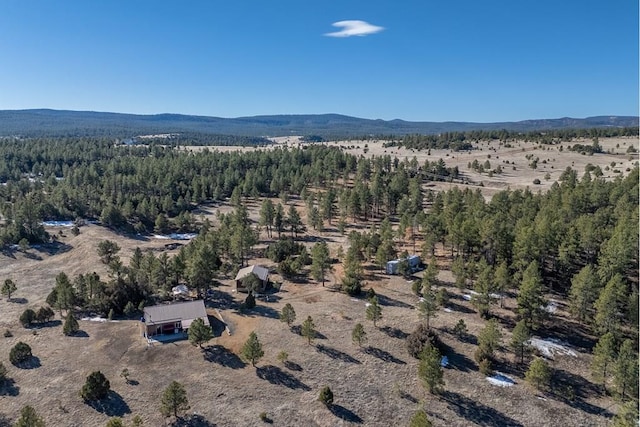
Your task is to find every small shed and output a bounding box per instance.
[407,255,421,271]
[235,265,270,292]
[142,300,209,339]
[386,260,400,275]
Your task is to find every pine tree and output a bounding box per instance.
[352,323,367,348]
[612,400,640,427]
[525,357,552,391]
[613,339,639,400]
[494,261,510,308]
[591,332,617,392]
[160,381,189,418]
[81,371,111,401]
[241,331,264,367]
[318,386,334,406]
[418,287,438,329]
[1,278,17,300]
[418,345,444,394]
[366,296,382,328]
[594,274,626,336]
[410,409,433,427]
[473,259,495,318]
[310,241,332,287]
[568,265,600,323]
[301,316,316,345]
[14,405,45,427]
[187,317,213,349]
[475,318,502,366]
[259,199,275,237]
[63,311,79,336]
[517,261,546,329]
[106,418,125,427]
[510,319,531,364]
[279,303,296,327]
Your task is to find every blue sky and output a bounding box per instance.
[0,0,637,121]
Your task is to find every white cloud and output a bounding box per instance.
[324,20,384,38]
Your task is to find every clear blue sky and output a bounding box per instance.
[0,0,637,122]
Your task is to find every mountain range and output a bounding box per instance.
[0,109,637,138]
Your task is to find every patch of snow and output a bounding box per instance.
[153,234,170,240]
[490,293,503,299]
[418,297,425,303]
[465,289,479,295]
[486,372,516,387]
[543,302,558,314]
[443,307,453,313]
[41,220,74,227]
[350,298,359,302]
[153,233,197,240]
[365,303,371,307]
[81,316,119,323]
[462,294,472,301]
[528,337,577,359]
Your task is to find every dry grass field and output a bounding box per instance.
[0,136,637,426]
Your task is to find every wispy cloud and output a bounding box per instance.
[324,20,384,38]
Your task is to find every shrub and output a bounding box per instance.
[63,312,79,336]
[81,371,111,401]
[19,309,37,328]
[4,329,12,338]
[406,324,444,359]
[452,319,468,340]
[244,293,256,309]
[10,342,32,365]
[533,178,541,185]
[36,306,54,323]
[318,386,334,406]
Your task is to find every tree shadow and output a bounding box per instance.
[0,413,11,427]
[284,361,303,372]
[443,391,524,427]
[291,325,327,340]
[398,390,418,403]
[380,326,409,339]
[377,294,413,309]
[203,345,246,369]
[34,320,62,329]
[363,346,406,364]
[551,369,614,417]
[68,330,90,338]
[256,365,310,390]
[329,404,363,424]
[86,391,131,417]
[316,344,361,364]
[447,301,476,314]
[23,252,42,260]
[249,305,280,319]
[171,414,217,427]
[0,378,19,396]
[8,297,28,304]
[206,316,226,338]
[14,356,41,370]
[35,242,72,256]
[205,291,237,310]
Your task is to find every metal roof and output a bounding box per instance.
[234,265,269,282]
[144,300,209,326]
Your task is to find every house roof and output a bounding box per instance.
[144,300,209,328]
[235,265,269,282]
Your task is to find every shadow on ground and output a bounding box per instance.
[552,369,614,418]
[14,356,41,370]
[316,344,361,364]
[329,404,363,424]
[256,365,311,390]
[203,345,246,369]
[364,346,406,364]
[0,378,19,396]
[380,326,409,339]
[443,390,524,427]
[171,414,217,427]
[291,325,327,340]
[86,391,131,417]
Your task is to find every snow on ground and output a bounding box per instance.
[462,294,472,301]
[443,308,453,313]
[81,316,119,323]
[543,301,559,314]
[528,337,577,359]
[152,233,198,240]
[486,372,516,387]
[42,220,74,227]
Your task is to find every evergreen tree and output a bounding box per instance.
[19,309,37,327]
[81,371,111,401]
[594,274,626,336]
[318,386,334,406]
[287,205,303,238]
[14,405,45,427]
[453,319,468,340]
[568,265,600,323]
[366,296,383,328]
[310,241,332,286]
[105,418,125,427]
[301,315,316,345]
[475,318,502,367]
[97,240,121,265]
[510,319,531,364]
[160,381,189,418]
[613,339,639,400]
[62,312,79,336]
[351,323,367,347]
[279,303,296,327]
[410,409,433,427]
[187,318,213,349]
[10,342,32,365]
[612,400,640,427]
[517,261,546,329]
[493,261,510,308]
[525,357,552,391]
[473,259,495,318]
[418,286,438,329]
[418,345,444,394]
[1,279,17,300]
[259,199,275,237]
[591,332,617,392]
[241,331,264,367]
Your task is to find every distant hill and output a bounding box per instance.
[0,109,637,138]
